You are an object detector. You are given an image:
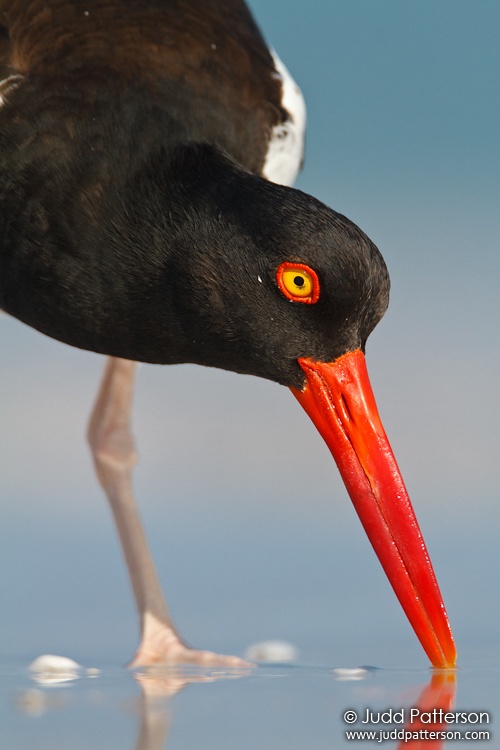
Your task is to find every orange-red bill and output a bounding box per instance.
[291,349,456,668]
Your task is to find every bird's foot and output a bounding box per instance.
[128,613,252,669]
[129,642,252,669]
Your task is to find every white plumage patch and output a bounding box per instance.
[0,75,23,108]
[263,50,306,187]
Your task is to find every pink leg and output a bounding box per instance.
[87,356,250,668]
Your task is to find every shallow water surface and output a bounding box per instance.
[1,513,499,748]
[2,656,499,749]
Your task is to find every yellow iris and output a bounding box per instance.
[281,268,314,298]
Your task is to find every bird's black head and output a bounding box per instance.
[154,145,390,389]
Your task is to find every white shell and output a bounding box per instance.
[332,667,370,681]
[244,639,299,663]
[29,654,82,684]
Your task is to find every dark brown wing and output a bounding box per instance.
[0,0,288,172]
[0,8,13,79]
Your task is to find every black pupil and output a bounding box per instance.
[294,275,305,287]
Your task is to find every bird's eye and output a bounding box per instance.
[276,262,320,304]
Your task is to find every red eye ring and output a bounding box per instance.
[276,262,320,304]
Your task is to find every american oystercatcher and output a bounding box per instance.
[0,0,455,668]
